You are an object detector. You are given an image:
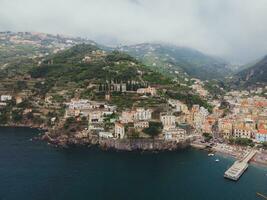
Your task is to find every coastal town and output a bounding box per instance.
[2,1,267,199]
[0,75,266,166]
[0,32,267,168]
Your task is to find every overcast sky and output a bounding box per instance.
[1,0,267,63]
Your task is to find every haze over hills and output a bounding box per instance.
[0,31,96,63]
[1,31,267,89]
[1,32,231,81]
[1,1,267,199]
[0,31,96,77]
[119,43,231,80]
[233,55,267,87]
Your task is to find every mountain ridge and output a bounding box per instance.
[233,55,267,87]
[118,42,231,80]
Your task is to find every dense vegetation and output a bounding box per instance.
[143,121,163,138]
[203,132,212,142]
[48,44,99,64]
[229,137,254,147]
[120,43,231,80]
[262,142,267,150]
[232,55,267,88]
[27,44,174,100]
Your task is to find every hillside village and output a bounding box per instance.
[2,1,267,199]
[0,72,266,152]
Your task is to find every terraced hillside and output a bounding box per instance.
[119,43,231,80]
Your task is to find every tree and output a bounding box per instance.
[229,137,254,147]
[262,142,267,149]
[17,99,32,108]
[128,128,140,139]
[0,111,9,124]
[26,112,34,120]
[12,110,23,122]
[203,132,212,142]
[14,80,28,92]
[64,117,76,129]
[143,121,163,138]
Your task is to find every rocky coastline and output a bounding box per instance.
[1,124,267,167]
[42,132,193,151]
[0,122,48,131]
[0,123,192,151]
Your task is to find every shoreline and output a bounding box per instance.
[0,124,48,131]
[190,141,267,168]
[214,149,267,169]
[42,132,193,152]
[0,124,267,168]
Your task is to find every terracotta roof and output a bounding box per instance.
[115,122,124,127]
[258,123,266,130]
[258,129,267,134]
[255,101,267,107]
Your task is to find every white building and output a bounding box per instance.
[67,99,91,110]
[160,114,176,129]
[120,108,152,123]
[66,99,113,110]
[193,106,209,131]
[233,128,254,139]
[134,121,149,129]
[99,132,113,139]
[0,95,12,102]
[134,108,152,121]
[88,111,104,124]
[137,86,156,96]
[163,127,186,141]
[115,122,125,139]
[0,102,7,107]
[233,119,256,139]
[65,99,116,118]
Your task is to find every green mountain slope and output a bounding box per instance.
[0,31,95,75]
[233,55,267,87]
[29,44,172,86]
[119,43,231,80]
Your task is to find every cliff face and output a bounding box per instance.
[99,138,191,151]
[43,133,193,151]
[234,55,267,87]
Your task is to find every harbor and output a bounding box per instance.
[224,149,257,181]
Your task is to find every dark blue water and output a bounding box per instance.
[0,127,266,200]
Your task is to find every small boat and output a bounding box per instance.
[208,153,214,156]
[215,158,220,162]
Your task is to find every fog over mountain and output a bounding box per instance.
[1,0,267,63]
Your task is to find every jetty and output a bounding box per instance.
[224,149,257,181]
[257,192,267,200]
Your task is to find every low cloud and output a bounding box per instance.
[1,0,267,63]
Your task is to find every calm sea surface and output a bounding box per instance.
[0,127,266,200]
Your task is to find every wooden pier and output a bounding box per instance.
[224,149,257,181]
